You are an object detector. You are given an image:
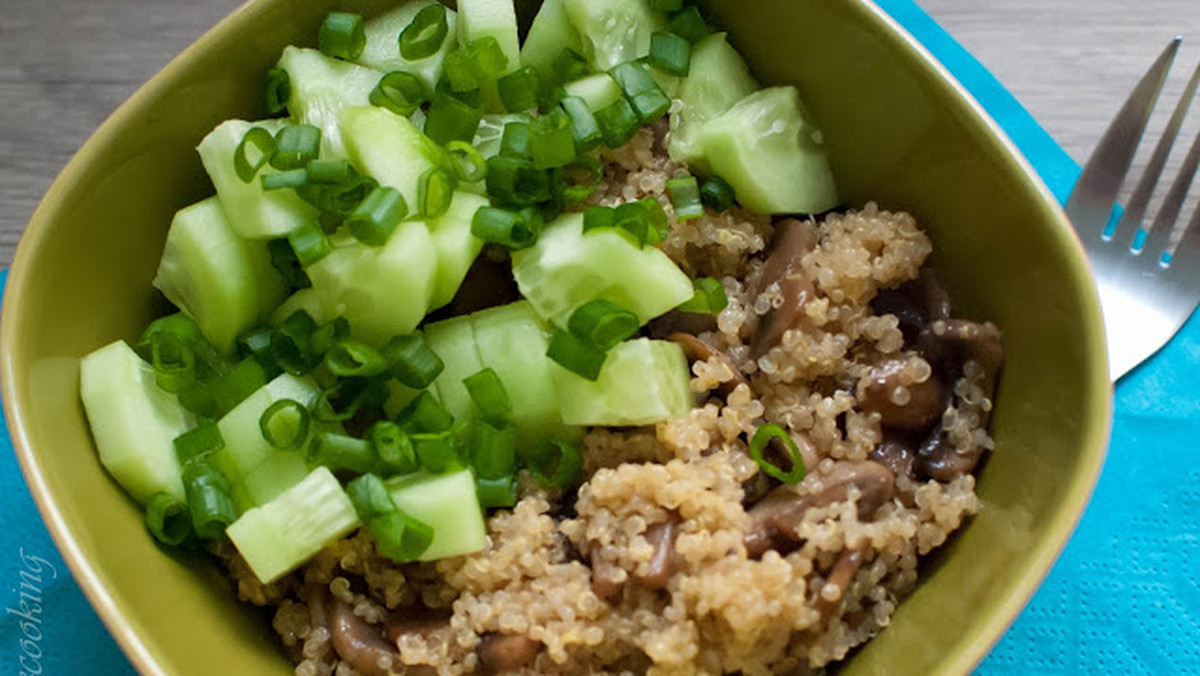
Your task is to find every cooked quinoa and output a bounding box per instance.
[223,124,1002,676]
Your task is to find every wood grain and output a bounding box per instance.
[3,0,1200,267]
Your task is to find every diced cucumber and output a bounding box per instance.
[472,113,530,159]
[456,0,521,73]
[271,288,331,327]
[152,197,287,353]
[553,338,693,426]
[304,221,439,346]
[519,0,582,78]
[229,451,311,514]
[668,33,758,169]
[423,315,483,422]
[562,0,665,72]
[227,466,360,584]
[511,213,694,328]
[340,106,451,212]
[277,46,385,159]
[562,73,622,112]
[197,119,319,239]
[80,341,191,504]
[695,86,838,214]
[427,191,488,310]
[385,469,486,560]
[358,1,459,95]
[471,301,571,445]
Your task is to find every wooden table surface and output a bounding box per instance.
[3,0,1200,268]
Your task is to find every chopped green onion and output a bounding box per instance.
[469,420,516,477]
[287,221,331,267]
[267,238,312,289]
[568,300,639,351]
[700,175,736,211]
[411,431,460,474]
[666,175,705,220]
[313,377,389,423]
[261,168,309,191]
[500,121,532,159]
[527,440,583,490]
[346,474,433,562]
[463,368,511,425]
[177,385,218,420]
[419,166,455,219]
[436,78,484,107]
[139,313,203,351]
[234,127,276,183]
[346,472,395,519]
[443,50,482,92]
[609,62,671,123]
[425,93,484,145]
[306,158,355,185]
[547,328,608,381]
[237,325,275,362]
[146,332,196,394]
[258,399,310,451]
[583,205,616,232]
[318,11,366,60]
[677,277,729,315]
[551,48,590,85]
[145,492,192,546]
[485,156,551,206]
[668,7,712,43]
[370,421,417,477]
[209,357,272,416]
[182,462,237,540]
[649,32,692,76]
[395,391,454,434]
[471,206,542,250]
[370,71,427,117]
[749,423,807,484]
[265,67,291,115]
[594,98,640,148]
[613,200,652,245]
[560,96,602,151]
[640,196,670,243]
[559,155,604,203]
[271,310,320,376]
[497,66,544,112]
[309,317,351,357]
[466,37,509,80]
[309,432,377,473]
[530,110,577,169]
[381,334,444,389]
[347,186,408,246]
[399,3,449,60]
[649,0,683,10]
[475,474,517,509]
[173,421,225,466]
[446,141,488,182]
[325,340,389,377]
[271,124,322,170]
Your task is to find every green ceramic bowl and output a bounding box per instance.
[0,0,1111,674]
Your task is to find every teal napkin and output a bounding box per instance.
[3,2,1196,673]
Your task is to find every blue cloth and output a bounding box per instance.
[2,2,1197,673]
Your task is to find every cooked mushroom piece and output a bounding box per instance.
[632,513,682,589]
[749,218,819,356]
[857,356,946,431]
[303,590,334,664]
[667,332,750,395]
[870,269,952,344]
[328,599,438,676]
[868,433,918,481]
[744,462,895,559]
[646,309,719,339]
[477,633,541,673]
[814,547,867,617]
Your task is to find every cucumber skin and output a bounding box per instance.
[519,0,582,78]
[278,47,385,159]
[358,2,459,97]
[668,33,759,170]
[553,338,694,426]
[562,0,665,72]
[197,119,319,240]
[696,86,839,214]
[426,191,489,310]
[153,197,287,353]
[385,469,487,561]
[80,341,191,504]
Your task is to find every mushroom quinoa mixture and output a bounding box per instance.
[224,124,1003,675]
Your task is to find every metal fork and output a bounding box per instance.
[1065,37,1200,381]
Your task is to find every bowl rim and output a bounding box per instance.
[0,1,1112,674]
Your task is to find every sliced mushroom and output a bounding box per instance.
[590,556,625,602]
[477,633,541,673]
[744,462,895,559]
[667,332,750,395]
[303,590,335,664]
[749,218,819,356]
[870,269,951,344]
[814,547,868,617]
[434,254,520,318]
[858,356,946,431]
[868,433,918,481]
[632,513,682,589]
[384,608,452,645]
[329,599,437,676]
[646,309,718,339]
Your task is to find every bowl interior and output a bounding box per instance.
[0,1,1110,674]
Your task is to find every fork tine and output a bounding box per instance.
[1115,57,1200,244]
[1142,118,1200,258]
[1065,37,1181,237]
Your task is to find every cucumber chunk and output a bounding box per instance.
[358,1,460,96]
[271,288,331,327]
[277,46,385,159]
[695,86,838,214]
[562,73,622,112]
[153,197,287,353]
[511,213,694,328]
[519,0,582,77]
[553,338,693,426]
[227,466,360,584]
[562,0,665,72]
[229,451,311,514]
[198,119,319,239]
[668,33,758,169]
[340,106,451,212]
[385,469,486,561]
[423,315,484,422]
[80,341,191,504]
[427,191,489,310]
[304,221,439,346]
[456,0,521,73]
